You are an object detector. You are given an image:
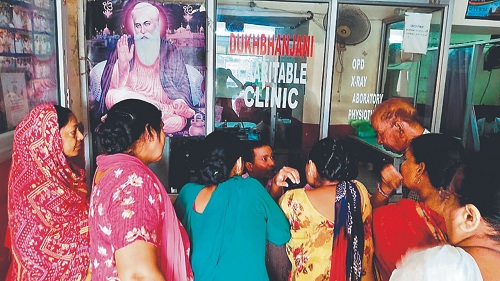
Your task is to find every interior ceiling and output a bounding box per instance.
[218,2,436,27]
[217,5,303,27]
[218,1,497,35]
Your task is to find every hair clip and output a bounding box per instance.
[100,114,108,123]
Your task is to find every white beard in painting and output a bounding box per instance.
[134,26,161,66]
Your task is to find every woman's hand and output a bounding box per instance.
[268,166,301,201]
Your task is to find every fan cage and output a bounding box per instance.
[335,7,371,46]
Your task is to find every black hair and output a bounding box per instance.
[54,104,72,129]
[242,140,270,164]
[458,152,500,241]
[308,138,357,182]
[96,99,162,154]
[198,131,242,185]
[410,134,464,190]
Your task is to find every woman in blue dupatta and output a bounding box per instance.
[174,131,291,281]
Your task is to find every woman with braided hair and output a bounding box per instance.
[278,137,374,281]
[373,133,465,281]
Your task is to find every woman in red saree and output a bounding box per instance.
[7,104,89,280]
[373,134,465,281]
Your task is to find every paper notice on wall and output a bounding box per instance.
[1,73,29,129]
[402,12,432,54]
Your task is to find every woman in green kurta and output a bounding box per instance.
[174,131,290,281]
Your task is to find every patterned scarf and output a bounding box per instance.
[330,181,364,281]
[7,104,89,280]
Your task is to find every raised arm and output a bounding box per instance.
[371,164,402,208]
[269,166,301,201]
[111,35,134,89]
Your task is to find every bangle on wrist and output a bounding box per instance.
[377,183,392,198]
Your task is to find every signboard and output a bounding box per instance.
[347,58,383,121]
[465,0,500,20]
[227,33,312,110]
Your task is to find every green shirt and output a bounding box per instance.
[174,176,291,281]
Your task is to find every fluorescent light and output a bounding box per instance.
[216,22,275,36]
[389,29,403,44]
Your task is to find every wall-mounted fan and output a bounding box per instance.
[484,45,500,71]
[335,6,371,49]
[328,6,371,101]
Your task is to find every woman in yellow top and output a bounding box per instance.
[279,138,374,281]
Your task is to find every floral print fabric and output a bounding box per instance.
[279,181,374,281]
[89,159,164,280]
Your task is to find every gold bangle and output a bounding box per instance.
[377,183,391,198]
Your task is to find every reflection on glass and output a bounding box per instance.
[327,4,447,197]
[0,1,59,133]
[215,0,327,170]
[381,9,443,129]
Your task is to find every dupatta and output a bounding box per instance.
[330,181,364,281]
[96,153,193,281]
[7,104,89,280]
[187,177,243,280]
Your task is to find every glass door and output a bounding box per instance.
[326,1,452,193]
[328,3,447,133]
[215,0,329,174]
[382,8,444,129]
[0,0,63,161]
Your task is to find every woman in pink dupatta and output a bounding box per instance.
[89,99,192,281]
[7,104,89,280]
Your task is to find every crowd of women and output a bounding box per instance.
[4,98,500,281]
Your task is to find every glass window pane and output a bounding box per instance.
[328,5,444,133]
[216,0,328,173]
[0,1,60,133]
[328,4,445,194]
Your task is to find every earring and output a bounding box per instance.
[414,177,421,184]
